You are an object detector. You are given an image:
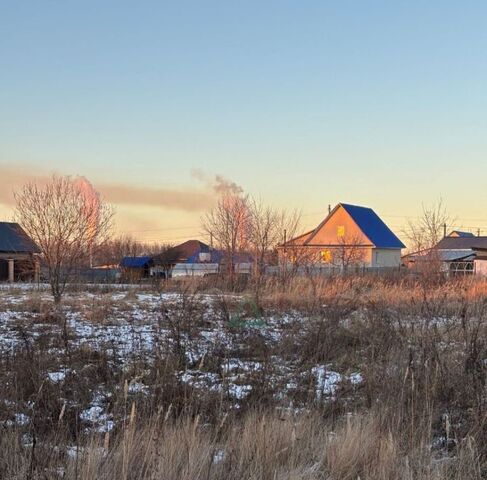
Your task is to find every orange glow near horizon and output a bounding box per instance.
[2,166,487,249]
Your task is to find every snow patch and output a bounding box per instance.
[312,366,342,399]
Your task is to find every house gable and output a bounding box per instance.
[304,204,373,247]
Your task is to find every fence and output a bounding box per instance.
[265,264,405,278]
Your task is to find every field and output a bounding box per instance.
[1,277,487,479]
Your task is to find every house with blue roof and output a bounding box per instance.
[279,203,405,268]
[150,240,221,278]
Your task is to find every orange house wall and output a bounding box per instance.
[308,207,374,264]
[280,206,375,266]
[307,206,373,246]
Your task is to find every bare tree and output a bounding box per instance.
[14,175,113,303]
[244,198,302,302]
[140,242,172,256]
[202,192,251,287]
[332,233,367,271]
[151,244,183,279]
[402,199,455,277]
[404,199,452,252]
[278,228,323,288]
[94,235,141,266]
[247,199,299,275]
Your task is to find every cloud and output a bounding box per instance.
[0,166,50,205]
[100,183,213,211]
[191,168,243,196]
[0,165,240,212]
[213,175,244,195]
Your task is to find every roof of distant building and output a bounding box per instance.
[435,236,487,250]
[0,222,40,254]
[448,230,475,238]
[120,256,152,268]
[171,240,211,261]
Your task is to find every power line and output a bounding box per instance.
[118,225,200,234]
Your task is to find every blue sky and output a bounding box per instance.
[2,1,487,241]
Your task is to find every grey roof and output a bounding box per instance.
[404,249,476,263]
[0,222,40,253]
[438,250,476,262]
[435,236,487,250]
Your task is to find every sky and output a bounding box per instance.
[2,1,487,244]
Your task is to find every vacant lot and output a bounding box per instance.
[1,277,487,479]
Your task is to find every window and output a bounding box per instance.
[320,250,332,263]
[337,225,345,237]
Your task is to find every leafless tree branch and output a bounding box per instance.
[14,175,114,302]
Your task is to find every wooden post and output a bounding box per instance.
[7,259,14,283]
[34,257,40,284]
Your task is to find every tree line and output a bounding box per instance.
[13,174,452,302]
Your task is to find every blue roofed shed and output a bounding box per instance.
[120,256,153,268]
[120,256,153,279]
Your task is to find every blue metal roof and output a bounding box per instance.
[120,256,152,268]
[340,203,406,249]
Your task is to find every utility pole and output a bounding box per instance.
[328,204,331,215]
[443,223,447,238]
[478,228,481,237]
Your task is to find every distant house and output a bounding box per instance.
[448,230,476,238]
[218,251,253,275]
[120,256,153,280]
[403,231,487,276]
[0,222,41,282]
[152,240,221,278]
[167,240,220,263]
[151,239,253,277]
[279,203,405,268]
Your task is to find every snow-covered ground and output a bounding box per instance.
[0,285,364,433]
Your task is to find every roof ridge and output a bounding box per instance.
[304,203,376,246]
[338,202,372,209]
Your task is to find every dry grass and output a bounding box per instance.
[1,275,487,478]
[256,275,487,312]
[0,411,483,479]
